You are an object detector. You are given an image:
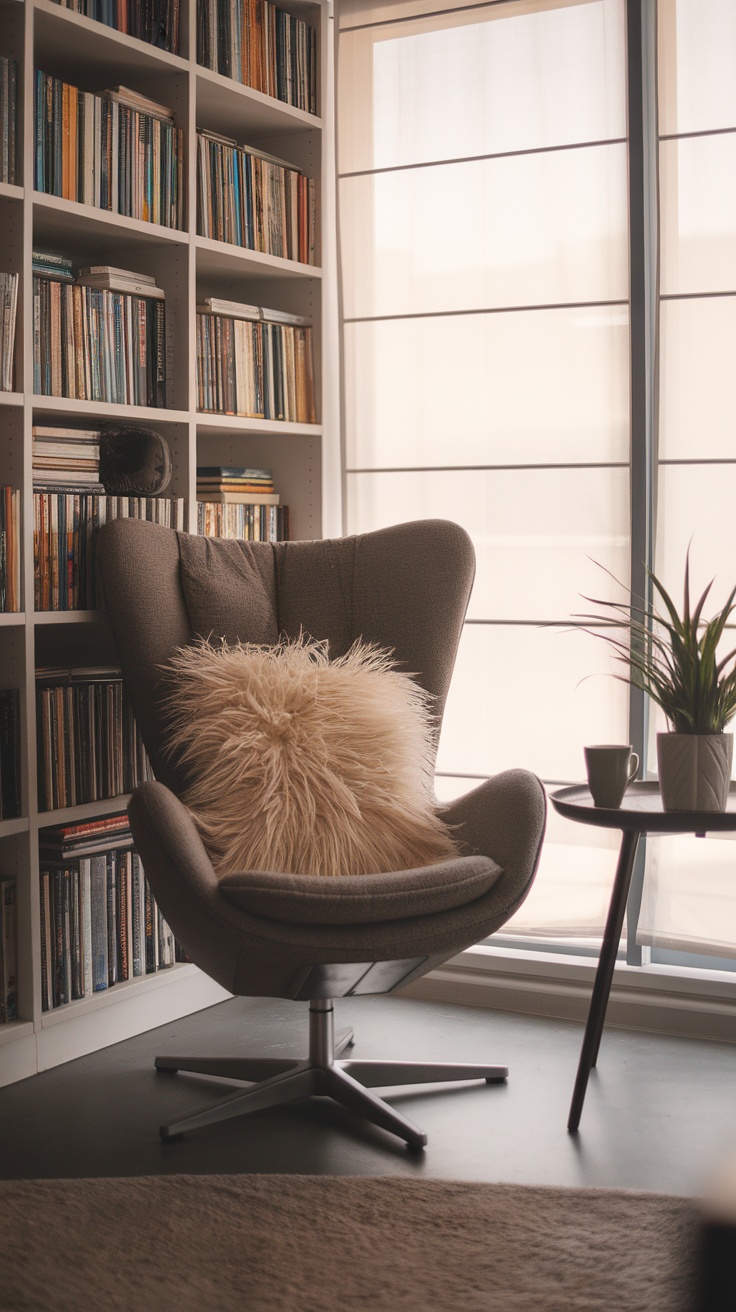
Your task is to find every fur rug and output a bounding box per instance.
[0,1173,703,1312]
[163,637,461,877]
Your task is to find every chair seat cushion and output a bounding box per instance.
[162,635,463,879]
[219,854,502,924]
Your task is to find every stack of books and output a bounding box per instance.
[51,0,181,54]
[0,56,17,184]
[196,130,315,264]
[0,486,21,613]
[0,690,20,821]
[196,464,277,503]
[39,815,176,1011]
[197,0,317,114]
[196,465,288,542]
[0,879,17,1023]
[0,272,19,392]
[33,425,103,492]
[196,300,316,422]
[32,255,167,407]
[33,490,186,611]
[34,74,184,229]
[36,665,153,812]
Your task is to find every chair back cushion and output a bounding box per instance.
[96,518,475,800]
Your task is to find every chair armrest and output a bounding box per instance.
[436,769,547,922]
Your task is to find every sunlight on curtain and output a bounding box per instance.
[337,0,631,939]
[639,0,736,958]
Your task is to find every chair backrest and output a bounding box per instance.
[96,519,476,795]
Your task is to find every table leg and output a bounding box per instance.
[567,828,641,1133]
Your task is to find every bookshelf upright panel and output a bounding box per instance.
[0,0,333,1086]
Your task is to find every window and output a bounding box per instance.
[336,0,736,970]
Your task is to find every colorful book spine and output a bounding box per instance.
[33,492,186,612]
[196,313,316,422]
[197,500,289,542]
[36,668,153,811]
[34,71,184,230]
[51,0,181,54]
[196,132,315,264]
[33,276,167,408]
[39,819,177,1011]
[0,56,17,185]
[0,272,19,392]
[197,0,317,115]
[0,487,21,613]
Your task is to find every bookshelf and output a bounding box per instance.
[0,0,335,1086]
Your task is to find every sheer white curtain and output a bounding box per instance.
[638,0,736,959]
[336,0,631,939]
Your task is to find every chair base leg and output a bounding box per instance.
[156,1000,504,1150]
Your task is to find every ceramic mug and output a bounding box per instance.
[584,744,639,809]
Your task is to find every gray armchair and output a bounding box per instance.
[96,518,546,1150]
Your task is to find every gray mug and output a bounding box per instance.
[584,744,639,808]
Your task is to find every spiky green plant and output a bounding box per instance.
[576,554,736,735]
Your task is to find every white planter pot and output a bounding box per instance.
[657,732,733,812]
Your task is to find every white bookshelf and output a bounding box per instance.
[0,0,335,1085]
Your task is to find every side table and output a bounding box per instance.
[550,781,736,1132]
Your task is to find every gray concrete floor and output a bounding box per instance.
[1,994,735,1196]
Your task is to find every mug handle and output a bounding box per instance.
[628,752,640,783]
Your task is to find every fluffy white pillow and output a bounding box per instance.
[162,636,461,878]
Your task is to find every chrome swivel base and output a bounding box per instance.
[156,998,508,1151]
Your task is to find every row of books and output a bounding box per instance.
[0,486,21,613]
[52,0,181,53]
[34,491,185,611]
[0,880,16,1023]
[0,272,18,393]
[197,304,316,421]
[0,56,17,186]
[39,816,177,1011]
[35,74,185,230]
[197,129,315,264]
[0,690,21,822]
[197,500,289,541]
[197,0,317,116]
[33,260,167,407]
[36,666,152,813]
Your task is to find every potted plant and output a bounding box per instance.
[577,554,736,812]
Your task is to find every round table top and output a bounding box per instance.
[550,780,736,833]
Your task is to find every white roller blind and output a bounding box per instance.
[337,0,632,940]
[639,0,736,959]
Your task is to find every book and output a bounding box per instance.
[0,880,17,1023]
[196,130,315,263]
[197,491,280,505]
[0,690,20,820]
[196,298,261,321]
[0,56,17,186]
[0,272,19,392]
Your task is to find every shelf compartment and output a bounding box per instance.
[196,63,321,140]
[196,234,320,282]
[33,610,101,625]
[33,193,190,256]
[33,0,189,80]
[196,413,321,437]
[32,396,189,424]
[36,795,131,827]
[0,816,29,838]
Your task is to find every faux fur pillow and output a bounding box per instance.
[162,636,461,878]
